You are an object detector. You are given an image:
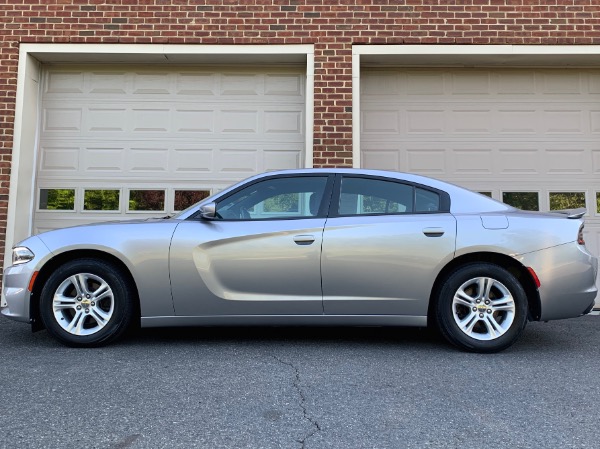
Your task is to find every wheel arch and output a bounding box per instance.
[428,252,541,323]
[29,250,141,332]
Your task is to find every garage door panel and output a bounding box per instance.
[541,71,582,94]
[87,108,128,133]
[453,148,493,175]
[43,108,82,133]
[219,110,258,133]
[497,148,540,175]
[406,72,445,95]
[133,72,171,94]
[264,110,303,134]
[35,65,305,231]
[450,72,491,94]
[361,110,400,133]
[543,110,585,134]
[361,72,399,95]
[497,110,538,134]
[546,149,588,174]
[128,147,170,173]
[89,72,128,94]
[216,149,258,174]
[45,71,84,94]
[450,109,493,134]
[360,147,400,171]
[172,147,214,174]
[173,109,214,133]
[84,147,126,173]
[497,72,536,94]
[405,147,447,175]
[265,73,304,96]
[263,149,301,172]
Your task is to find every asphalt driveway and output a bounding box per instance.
[1,315,599,449]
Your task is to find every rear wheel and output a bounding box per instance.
[434,263,528,353]
[39,258,135,347]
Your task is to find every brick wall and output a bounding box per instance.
[1,0,600,262]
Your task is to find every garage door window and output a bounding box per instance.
[39,189,75,211]
[502,192,539,211]
[174,190,211,211]
[84,189,120,211]
[549,192,586,210]
[128,190,165,212]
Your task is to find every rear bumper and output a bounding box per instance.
[518,242,598,321]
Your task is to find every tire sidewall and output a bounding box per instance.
[39,259,133,347]
[435,263,528,353]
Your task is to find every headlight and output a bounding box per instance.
[12,246,34,265]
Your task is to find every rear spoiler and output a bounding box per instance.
[549,207,586,219]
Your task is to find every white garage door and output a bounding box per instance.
[34,65,305,233]
[361,68,600,270]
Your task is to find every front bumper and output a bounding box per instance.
[518,242,598,321]
[1,236,52,324]
[2,263,35,323]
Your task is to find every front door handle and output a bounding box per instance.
[423,228,445,237]
[293,235,315,245]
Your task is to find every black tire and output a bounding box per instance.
[39,258,136,347]
[434,263,528,353]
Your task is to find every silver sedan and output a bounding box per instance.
[2,169,598,352]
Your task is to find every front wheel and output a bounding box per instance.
[39,258,136,347]
[434,263,528,353]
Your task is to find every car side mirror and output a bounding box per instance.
[199,202,217,219]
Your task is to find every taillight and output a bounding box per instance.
[578,224,585,245]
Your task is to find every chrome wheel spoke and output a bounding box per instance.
[53,295,78,310]
[89,306,110,328]
[93,288,112,302]
[71,274,89,297]
[458,311,479,334]
[454,288,475,307]
[491,297,515,312]
[483,314,502,338]
[481,278,494,301]
[65,310,86,335]
[91,282,110,299]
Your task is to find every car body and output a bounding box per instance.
[2,169,598,352]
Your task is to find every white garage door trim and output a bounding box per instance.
[6,43,315,271]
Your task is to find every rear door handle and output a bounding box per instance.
[293,235,315,245]
[423,228,445,237]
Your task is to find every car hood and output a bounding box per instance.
[23,218,181,256]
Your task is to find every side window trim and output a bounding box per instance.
[330,174,450,218]
[203,174,335,222]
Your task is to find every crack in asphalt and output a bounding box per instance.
[272,355,321,449]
